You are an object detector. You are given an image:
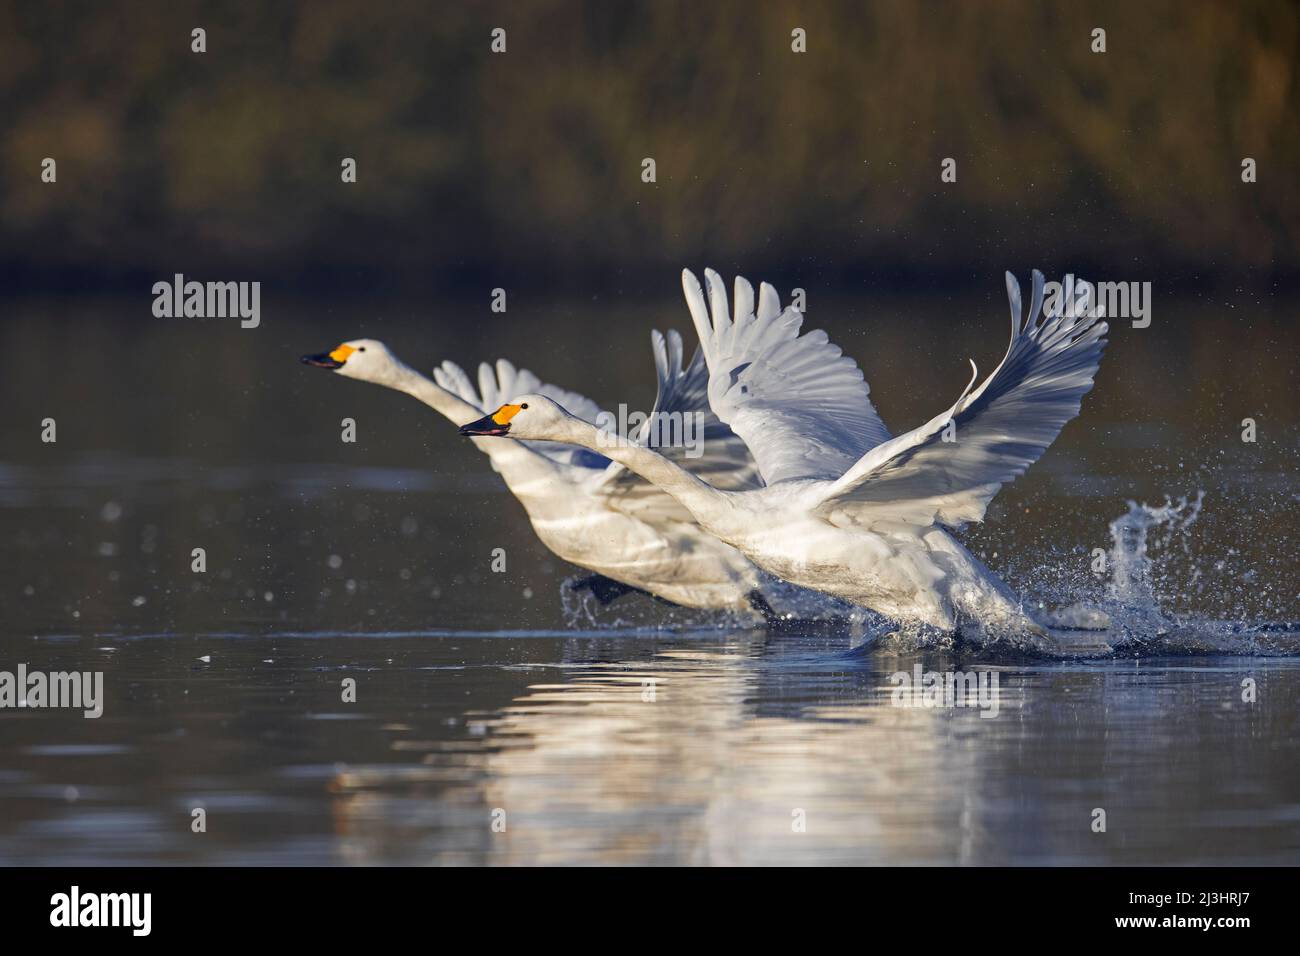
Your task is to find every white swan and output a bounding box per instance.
[459,269,1108,642]
[300,334,794,620]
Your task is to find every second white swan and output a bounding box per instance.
[302,333,801,620]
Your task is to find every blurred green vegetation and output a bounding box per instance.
[1,0,1296,290]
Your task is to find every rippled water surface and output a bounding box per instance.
[1,295,1297,865]
[3,630,1299,865]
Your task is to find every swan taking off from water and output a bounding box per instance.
[300,334,796,620]
[460,269,1108,642]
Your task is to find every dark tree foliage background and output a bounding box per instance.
[1,0,1296,295]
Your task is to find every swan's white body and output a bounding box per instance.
[467,269,1108,640]
[303,335,793,617]
[694,489,1024,631]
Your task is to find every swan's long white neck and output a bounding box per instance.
[378,361,480,423]
[555,415,729,523]
[369,360,567,505]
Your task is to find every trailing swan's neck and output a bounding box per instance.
[380,362,567,499]
[556,416,730,522]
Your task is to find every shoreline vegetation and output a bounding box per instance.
[1,2,1296,291]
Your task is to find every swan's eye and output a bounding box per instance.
[520,403,529,409]
[358,347,366,352]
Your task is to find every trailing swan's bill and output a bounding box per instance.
[459,268,1109,647]
[300,334,811,621]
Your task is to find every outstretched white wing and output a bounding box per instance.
[812,270,1108,529]
[434,358,611,470]
[682,268,892,486]
[595,329,763,496]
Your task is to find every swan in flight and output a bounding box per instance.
[300,334,796,621]
[460,269,1108,643]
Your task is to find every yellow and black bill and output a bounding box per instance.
[459,404,523,437]
[300,344,355,369]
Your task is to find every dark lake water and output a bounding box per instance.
[1,291,1297,864]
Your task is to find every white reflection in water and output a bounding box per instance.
[323,637,1300,866]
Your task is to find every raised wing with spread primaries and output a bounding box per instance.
[682,268,892,486]
[812,270,1108,529]
[591,328,764,524]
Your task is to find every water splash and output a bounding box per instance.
[557,574,734,631]
[1103,491,1204,636]
[558,576,604,628]
[560,491,1297,657]
[1032,491,1300,656]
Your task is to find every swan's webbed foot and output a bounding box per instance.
[746,589,781,626]
[568,574,649,606]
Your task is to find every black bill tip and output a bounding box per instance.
[459,413,510,437]
[301,353,344,369]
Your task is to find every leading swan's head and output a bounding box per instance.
[300,338,400,382]
[459,393,574,440]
